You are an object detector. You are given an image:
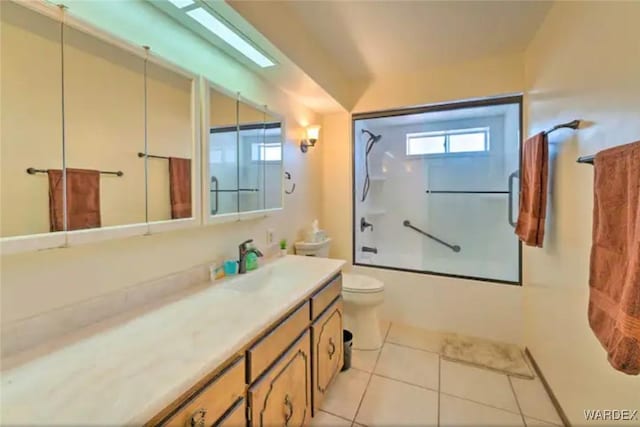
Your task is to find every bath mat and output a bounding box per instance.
[441,333,534,379]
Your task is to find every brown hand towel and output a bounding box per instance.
[47,168,101,232]
[589,140,640,375]
[169,157,192,219]
[515,132,549,247]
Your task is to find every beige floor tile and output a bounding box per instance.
[355,375,438,427]
[386,322,443,353]
[374,343,439,390]
[511,377,563,425]
[524,416,562,426]
[351,348,381,373]
[379,320,391,338]
[310,410,352,427]
[440,394,525,426]
[320,368,370,421]
[440,359,519,413]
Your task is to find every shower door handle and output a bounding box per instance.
[508,170,519,228]
[211,176,219,215]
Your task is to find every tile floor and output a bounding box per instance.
[313,322,564,427]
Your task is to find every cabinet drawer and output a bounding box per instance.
[310,275,342,320]
[213,398,246,427]
[247,302,310,383]
[248,331,311,427]
[311,298,343,412]
[162,357,245,427]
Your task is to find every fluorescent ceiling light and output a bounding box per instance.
[167,0,195,9]
[186,7,275,68]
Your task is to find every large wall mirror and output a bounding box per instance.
[1,2,64,240]
[208,87,239,219]
[145,61,196,224]
[206,82,284,223]
[1,2,282,253]
[238,99,267,214]
[1,1,198,253]
[63,25,146,231]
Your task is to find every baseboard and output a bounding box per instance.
[525,348,571,427]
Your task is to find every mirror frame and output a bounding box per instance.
[0,1,67,254]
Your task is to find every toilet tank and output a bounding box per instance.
[294,238,332,257]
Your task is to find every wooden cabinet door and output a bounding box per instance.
[248,331,311,427]
[213,398,246,427]
[311,298,343,413]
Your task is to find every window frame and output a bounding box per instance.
[405,127,490,158]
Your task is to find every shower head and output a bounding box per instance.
[362,129,382,144]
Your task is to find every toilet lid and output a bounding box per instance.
[342,274,384,293]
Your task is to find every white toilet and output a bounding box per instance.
[295,239,385,351]
[342,273,385,350]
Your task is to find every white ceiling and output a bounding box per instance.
[281,0,552,80]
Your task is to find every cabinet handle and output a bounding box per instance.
[186,408,207,427]
[328,338,336,360]
[283,394,294,426]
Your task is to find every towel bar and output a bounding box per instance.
[26,167,123,176]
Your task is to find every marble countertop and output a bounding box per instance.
[1,255,345,426]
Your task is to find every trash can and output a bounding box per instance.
[342,329,353,371]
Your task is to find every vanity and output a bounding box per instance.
[1,256,346,426]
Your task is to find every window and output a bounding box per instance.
[406,127,489,156]
[251,142,281,162]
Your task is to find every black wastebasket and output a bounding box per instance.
[342,329,353,371]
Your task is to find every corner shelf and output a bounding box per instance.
[366,209,387,216]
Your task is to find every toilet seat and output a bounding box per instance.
[342,274,384,294]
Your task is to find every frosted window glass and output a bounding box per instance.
[449,132,486,153]
[407,135,445,155]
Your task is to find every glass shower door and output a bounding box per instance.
[353,97,521,284]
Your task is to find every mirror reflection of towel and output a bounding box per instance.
[515,132,548,247]
[589,140,640,375]
[169,157,192,219]
[47,168,101,232]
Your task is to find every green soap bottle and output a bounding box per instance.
[246,252,259,271]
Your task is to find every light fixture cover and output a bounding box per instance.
[306,125,321,142]
[185,8,275,68]
[167,0,195,9]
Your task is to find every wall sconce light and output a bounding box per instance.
[300,125,321,153]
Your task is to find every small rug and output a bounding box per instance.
[441,333,534,379]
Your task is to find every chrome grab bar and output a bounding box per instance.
[402,220,461,253]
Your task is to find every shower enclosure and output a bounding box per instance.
[353,96,522,284]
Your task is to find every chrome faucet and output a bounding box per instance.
[238,239,263,274]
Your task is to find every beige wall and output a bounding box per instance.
[523,2,640,424]
[321,55,526,343]
[353,53,524,113]
[1,1,322,324]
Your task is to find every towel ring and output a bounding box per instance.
[284,171,296,195]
